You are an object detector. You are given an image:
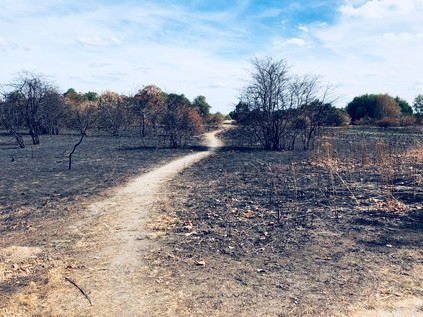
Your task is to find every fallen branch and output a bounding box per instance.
[65,277,92,306]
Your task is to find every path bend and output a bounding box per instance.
[54,129,223,316]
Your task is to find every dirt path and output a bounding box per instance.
[42,130,223,316]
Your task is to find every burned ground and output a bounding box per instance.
[1,126,423,316]
[148,127,423,316]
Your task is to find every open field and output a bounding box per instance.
[1,126,423,316]
[148,127,423,316]
[0,129,204,232]
[0,129,204,316]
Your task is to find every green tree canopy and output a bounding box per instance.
[83,91,98,101]
[64,89,98,102]
[192,95,211,117]
[345,94,378,123]
[413,94,423,115]
[394,96,413,115]
[64,88,77,96]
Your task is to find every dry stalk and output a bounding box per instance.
[361,138,368,166]
[313,163,317,206]
[225,169,229,197]
[224,169,232,236]
[267,163,281,223]
[376,141,393,201]
[334,171,360,205]
[291,161,299,215]
[323,142,338,217]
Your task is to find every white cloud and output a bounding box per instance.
[339,0,418,19]
[286,38,309,46]
[0,38,8,47]
[267,0,423,107]
[275,38,310,47]
[413,80,423,89]
[258,8,282,18]
[76,36,122,47]
[3,0,421,113]
[205,82,226,89]
[0,38,17,50]
[88,62,112,68]
[383,32,423,42]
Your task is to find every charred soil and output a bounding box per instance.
[148,127,423,316]
[1,126,423,316]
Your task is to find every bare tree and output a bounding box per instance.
[97,91,130,136]
[65,94,98,170]
[375,94,400,120]
[7,72,53,145]
[0,92,26,148]
[162,93,204,148]
[240,57,290,150]
[133,85,164,138]
[239,57,327,150]
[39,88,66,135]
[1,72,67,144]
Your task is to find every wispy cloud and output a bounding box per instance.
[257,8,282,18]
[339,0,417,18]
[77,36,122,46]
[273,38,310,48]
[88,62,112,68]
[291,0,423,105]
[0,38,17,50]
[1,0,422,112]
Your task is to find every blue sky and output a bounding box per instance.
[1,0,423,113]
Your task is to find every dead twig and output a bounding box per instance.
[334,171,360,205]
[65,277,92,306]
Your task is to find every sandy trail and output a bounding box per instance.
[49,130,223,316]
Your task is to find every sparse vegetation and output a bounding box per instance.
[1,65,423,316]
[148,125,423,316]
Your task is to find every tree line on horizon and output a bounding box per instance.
[0,72,224,149]
[345,93,423,127]
[2,61,423,152]
[229,57,423,151]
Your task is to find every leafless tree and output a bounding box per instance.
[162,93,204,148]
[39,88,66,135]
[133,85,165,138]
[7,72,50,145]
[97,91,130,136]
[2,72,66,144]
[0,92,26,148]
[240,57,290,150]
[66,98,98,170]
[240,57,327,150]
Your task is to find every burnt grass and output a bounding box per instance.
[150,126,423,316]
[0,128,204,240]
[0,128,207,314]
[1,126,423,316]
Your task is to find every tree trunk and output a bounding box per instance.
[69,134,84,170]
[29,129,40,145]
[141,115,145,138]
[10,129,26,148]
